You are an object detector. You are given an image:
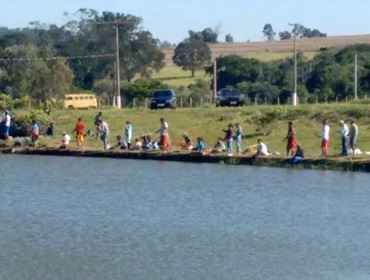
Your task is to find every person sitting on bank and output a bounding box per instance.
[291,144,304,165]
[210,138,226,154]
[59,131,71,149]
[115,135,128,150]
[192,137,206,153]
[131,138,143,150]
[254,139,269,158]
[180,133,193,150]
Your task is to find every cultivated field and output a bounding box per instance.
[162,34,370,65]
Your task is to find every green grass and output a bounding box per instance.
[21,103,370,159]
[243,51,317,61]
[145,52,317,88]
[150,65,210,87]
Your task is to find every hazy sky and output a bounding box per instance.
[0,0,369,43]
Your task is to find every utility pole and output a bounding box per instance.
[354,54,358,100]
[115,25,121,108]
[91,21,124,108]
[289,23,299,106]
[213,59,217,102]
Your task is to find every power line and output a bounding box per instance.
[0,53,115,62]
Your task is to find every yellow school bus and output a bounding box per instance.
[64,93,98,109]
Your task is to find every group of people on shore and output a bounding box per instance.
[1,109,362,161]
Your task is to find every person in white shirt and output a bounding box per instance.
[339,120,349,156]
[254,139,269,158]
[98,120,110,150]
[320,119,330,157]
[59,131,71,149]
[157,118,170,150]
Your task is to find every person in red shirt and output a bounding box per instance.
[223,123,234,156]
[74,117,85,147]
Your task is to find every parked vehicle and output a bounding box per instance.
[150,89,177,109]
[215,88,244,107]
[64,93,98,109]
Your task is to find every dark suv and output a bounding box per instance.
[150,89,177,109]
[215,88,244,107]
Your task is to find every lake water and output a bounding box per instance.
[1,155,370,280]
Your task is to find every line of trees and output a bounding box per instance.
[263,23,327,41]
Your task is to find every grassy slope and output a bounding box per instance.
[150,66,209,87]
[32,103,370,158]
[149,52,316,87]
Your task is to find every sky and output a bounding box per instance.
[0,0,369,43]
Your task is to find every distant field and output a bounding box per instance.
[151,66,210,87]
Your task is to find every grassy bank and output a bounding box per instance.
[11,103,370,159]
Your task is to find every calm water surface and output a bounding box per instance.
[1,155,370,279]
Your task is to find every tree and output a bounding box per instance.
[263,24,276,41]
[63,9,165,88]
[225,34,234,43]
[279,24,327,40]
[30,58,74,103]
[279,31,292,40]
[173,40,211,77]
[188,28,218,43]
[201,28,218,43]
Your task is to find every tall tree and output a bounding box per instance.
[263,24,276,41]
[64,9,165,87]
[173,40,211,77]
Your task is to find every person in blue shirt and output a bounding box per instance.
[193,137,205,153]
[31,120,40,148]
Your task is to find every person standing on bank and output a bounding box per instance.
[285,121,297,156]
[94,112,103,139]
[31,120,40,148]
[74,117,85,147]
[124,121,133,149]
[223,123,234,156]
[157,118,170,151]
[97,119,110,150]
[320,119,330,157]
[349,120,359,157]
[339,120,349,156]
[235,123,243,154]
[3,110,11,140]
